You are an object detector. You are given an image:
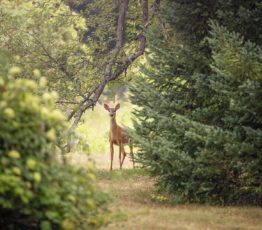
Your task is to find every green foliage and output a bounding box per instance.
[131,0,262,205]
[216,0,262,45]
[192,22,262,205]
[0,0,150,117]
[0,53,108,229]
[0,0,96,109]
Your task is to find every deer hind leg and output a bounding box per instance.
[129,141,135,168]
[121,146,126,168]
[110,142,114,171]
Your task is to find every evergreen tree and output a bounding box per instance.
[130,0,262,205]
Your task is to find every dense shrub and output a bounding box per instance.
[0,52,108,229]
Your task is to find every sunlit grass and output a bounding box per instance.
[96,168,149,181]
[98,168,262,230]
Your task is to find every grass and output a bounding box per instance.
[67,95,262,230]
[96,168,148,181]
[96,168,262,230]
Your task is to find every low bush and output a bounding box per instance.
[0,52,108,229]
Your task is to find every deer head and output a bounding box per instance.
[104,102,120,119]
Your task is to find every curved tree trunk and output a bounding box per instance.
[66,0,159,152]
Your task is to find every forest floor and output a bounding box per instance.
[68,153,262,230]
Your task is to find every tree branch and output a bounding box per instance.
[66,0,154,152]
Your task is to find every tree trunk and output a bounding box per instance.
[66,0,154,152]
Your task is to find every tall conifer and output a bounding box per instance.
[131,0,262,205]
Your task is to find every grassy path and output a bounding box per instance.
[67,153,262,229]
[96,169,262,230]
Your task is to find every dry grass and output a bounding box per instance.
[96,168,262,230]
[67,153,262,230]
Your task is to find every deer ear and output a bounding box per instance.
[115,103,120,110]
[104,103,110,111]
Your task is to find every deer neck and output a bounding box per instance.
[110,117,118,134]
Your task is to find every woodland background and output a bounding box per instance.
[0,0,261,229]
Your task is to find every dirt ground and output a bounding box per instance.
[66,151,135,170]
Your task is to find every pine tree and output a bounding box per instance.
[192,22,262,204]
[130,0,262,205]
[131,0,216,202]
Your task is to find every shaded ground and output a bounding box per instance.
[68,153,262,230]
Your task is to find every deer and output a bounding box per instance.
[103,102,134,170]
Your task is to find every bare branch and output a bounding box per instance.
[56,101,80,105]
[104,0,129,78]
[66,0,155,152]
[66,0,129,122]
[145,0,160,28]
[66,83,99,120]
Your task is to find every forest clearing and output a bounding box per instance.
[0,0,261,229]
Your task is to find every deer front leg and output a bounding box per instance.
[119,143,122,169]
[110,142,114,171]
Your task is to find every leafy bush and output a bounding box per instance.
[0,52,108,229]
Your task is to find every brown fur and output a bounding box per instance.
[104,102,134,170]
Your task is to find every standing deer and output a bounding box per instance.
[104,102,134,170]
